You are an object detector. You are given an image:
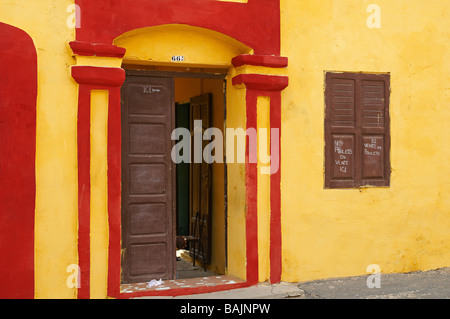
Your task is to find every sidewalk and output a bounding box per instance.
[138,267,450,299]
[295,267,450,299]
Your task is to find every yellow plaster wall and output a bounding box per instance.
[0,0,79,298]
[257,96,271,282]
[223,74,247,280]
[280,0,450,282]
[90,91,109,299]
[114,24,252,68]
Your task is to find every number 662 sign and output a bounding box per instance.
[171,56,185,62]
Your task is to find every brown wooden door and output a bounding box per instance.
[121,75,175,284]
[190,94,212,265]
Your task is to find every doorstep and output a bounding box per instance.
[119,275,247,298]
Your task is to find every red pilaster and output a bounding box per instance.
[232,65,288,284]
[71,65,125,299]
[245,91,259,285]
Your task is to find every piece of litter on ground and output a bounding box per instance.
[146,279,163,288]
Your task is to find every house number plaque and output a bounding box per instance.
[171,56,185,62]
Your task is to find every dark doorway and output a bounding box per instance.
[175,102,190,237]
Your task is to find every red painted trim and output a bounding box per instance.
[117,282,251,299]
[246,90,283,284]
[75,0,281,55]
[70,41,126,58]
[269,92,282,284]
[0,22,37,299]
[72,66,287,297]
[232,55,288,68]
[232,74,289,91]
[72,66,126,87]
[107,88,122,298]
[76,85,91,299]
[231,60,289,284]
[245,91,259,285]
[72,66,126,299]
[71,68,285,297]
[237,81,286,284]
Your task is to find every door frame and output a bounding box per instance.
[71,59,288,299]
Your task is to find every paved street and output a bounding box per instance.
[295,267,450,299]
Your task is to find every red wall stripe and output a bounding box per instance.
[76,85,91,299]
[245,91,259,285]
[0,22,37,299]
[269,92,282,284]
[107,88,123,298]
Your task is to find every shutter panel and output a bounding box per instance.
[325,72,390,188]
[325,73,359,188]
[360,75,391,186]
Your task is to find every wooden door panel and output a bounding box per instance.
[129,123,166,154]
[129,164,166,194]
[129,203,167,235]
[121,75,175,284]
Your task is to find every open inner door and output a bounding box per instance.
[189,94,212,266]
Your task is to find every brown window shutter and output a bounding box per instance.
[325,72,390,188]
